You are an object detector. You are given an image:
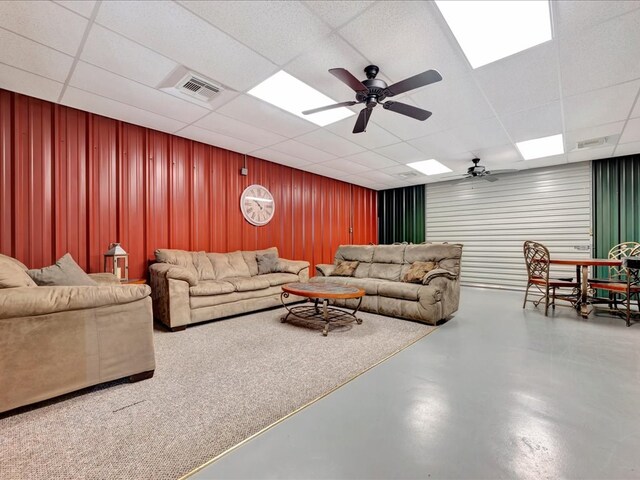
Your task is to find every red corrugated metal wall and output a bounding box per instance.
[0,89,378,278]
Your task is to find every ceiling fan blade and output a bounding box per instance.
[353,107,372,134]
[383,101,432,121]
[302,101,358,115]
[386,69,442,97]
[329,68,368,93]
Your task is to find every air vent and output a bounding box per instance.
[576,136,607,150]
[397,172,419,178]
[177,74,222,102]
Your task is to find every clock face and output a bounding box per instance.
[240,184,275,226]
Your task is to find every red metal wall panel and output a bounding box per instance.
[0,88,378,279]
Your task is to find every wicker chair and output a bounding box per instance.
[590,257,640,326]
[522,241,579,316]
[589,242,640,307]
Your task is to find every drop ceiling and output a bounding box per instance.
[0,0,639,190]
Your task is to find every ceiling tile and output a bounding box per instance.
[194,111,286,147]
[474,41,560,115]
[180,1,330,66]
[81,24,178,88]
[294,129,365,157]
[356,170,399,184]
[250,148,312,168]
[614,140,640,157]
[326,118,401,149]
[69,62,210,123]
[410,75,496,135]
[469,144,523,168]
[269,139,336,163]
[520,153,568,169]
[379,164,419,175]
[54,0,96,18]
[217,94,317,137]
[339,1,469,84]
[371,97,441,141]
[95,0,278,91]
[558,8,640,96]
[553,1,640,37]
[340,151,398,169]
[500,101,563,142]
[0,28,73,82]
[303,1,374,29]
[339,175,379,189]
[408,129,466,159]
[0,63,63,102]
[179,125,261,154]
[631,98,640,118]
[568,146,614,163]
[563,81,640,131]
[316,158,370,174]
[619,117,640,144]
[564,121,625,151]
[375,143,426,163]
[448,117,511,154]
[0,1,87,56]
[302,163,342,178]
[62,87,187,133]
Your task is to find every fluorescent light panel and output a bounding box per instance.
[435,1,552,68]
[407,159,452,175]
[516,134,564,160]
[248,70,354,127]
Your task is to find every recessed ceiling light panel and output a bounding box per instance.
[407,159,453,175]
[435,0,552,68]
[516,134,564,160]
[248,70,354,127]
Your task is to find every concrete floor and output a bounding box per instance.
[191,287,640,479]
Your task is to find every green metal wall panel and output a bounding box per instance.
[378,185,425,244]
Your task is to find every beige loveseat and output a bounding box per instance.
[149,247,309,331]
[311,243,463,325]
[0,254,156,414]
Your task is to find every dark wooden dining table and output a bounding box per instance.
[549,258,622,318]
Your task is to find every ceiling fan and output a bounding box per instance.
[461,158,518,182]
[302,65,442,134]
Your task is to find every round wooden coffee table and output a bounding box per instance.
[280,282,365,336]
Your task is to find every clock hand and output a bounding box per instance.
[254,200,263,211]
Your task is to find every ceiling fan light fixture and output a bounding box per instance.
[435,0,552,68]
[407,159,452,175]
[516,134,564,160]
[248,70,354,127]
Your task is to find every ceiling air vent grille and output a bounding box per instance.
[397,172,419,179]
[576,136,607,150]
[177,75,222,102]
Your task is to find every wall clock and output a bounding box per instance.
[240,184,275,226]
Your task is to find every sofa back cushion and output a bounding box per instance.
[404,244,463,275]
[242,247,278,276]
[192,251,216,280]
[335,245,375,263]
[155,249,199,279]
[370,263,402,281]
[208,251,251,279]
[372,245,406,264]
[0,255,37,288]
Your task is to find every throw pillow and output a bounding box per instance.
[0,260,37,288]
[256,253,279,275]
[402,261,438,283]
[330,260,359,277]
[27,253,98,286]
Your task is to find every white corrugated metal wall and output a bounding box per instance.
[425,163,592,290]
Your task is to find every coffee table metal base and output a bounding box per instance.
[280,293,363,336]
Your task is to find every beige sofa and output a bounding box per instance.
[0,254,156,414]
[311,243,463,325]
[149,247,309,331]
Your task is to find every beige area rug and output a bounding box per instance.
[0,307,436,480]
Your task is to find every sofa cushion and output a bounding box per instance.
[405,243,463,270]
[225,276,271,292]
[378,281,422,301]
[0,253,29,271]
[155,249,199,279]
[27,253,98,286]
[242,247,278,276]
[330,260,359,277]
[335,245,375,263]
[372,245,405,264]
[190,285,282,309]
[0,260,37,288]
[192,251,216,280]
[189,280,235,296]
[310,276,385,295]
[259,272,299,287]
[208,251,251,279]
[369,262,402,281]
[257,253,278,274]
[402,261,438,283]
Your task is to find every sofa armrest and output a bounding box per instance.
[149,263,198,286]
[0,285,150,320]
[88,272,121,285]
[315,264,335,277]
[422,268,458,285]
[277,259,310,275]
